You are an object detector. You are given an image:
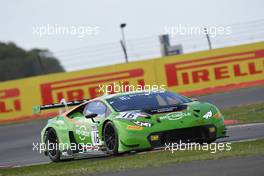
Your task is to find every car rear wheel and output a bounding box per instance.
[45,128,61,162]
[103,121,119,155]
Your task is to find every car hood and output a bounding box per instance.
[114,101,218,128]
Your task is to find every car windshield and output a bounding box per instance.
[106,91,192,112]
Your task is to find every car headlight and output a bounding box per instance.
[213,111,222,119]
[133,121,152,127]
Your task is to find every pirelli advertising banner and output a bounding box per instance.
[0,42,264,123]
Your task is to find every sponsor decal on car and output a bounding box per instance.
[133,121,152,127]
[127,125,143,130]
[61,151,69,156]
[160,112,191,120]
[56,120,65,125]
[203,110,212,119]
[75,125,90,141]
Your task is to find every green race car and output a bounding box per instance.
[34,90,227,162]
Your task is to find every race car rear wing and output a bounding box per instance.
[32,99,89,114]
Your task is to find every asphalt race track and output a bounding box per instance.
[0,86,263,167]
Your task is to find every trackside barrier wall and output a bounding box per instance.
[0,42,264,123]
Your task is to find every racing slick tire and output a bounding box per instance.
[103,121,119,155]
[45,128,61,162]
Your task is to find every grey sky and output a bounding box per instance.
[0,0,264,70]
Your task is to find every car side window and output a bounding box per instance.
[83,101,108,118]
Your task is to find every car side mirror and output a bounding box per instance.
[85,113,98,123]
[191,98,198,101]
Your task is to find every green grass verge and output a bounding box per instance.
[0,139,264,176]
[222,102,264,123]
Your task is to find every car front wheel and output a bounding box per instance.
[103,121,119,155]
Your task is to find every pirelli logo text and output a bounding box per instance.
[165,50,264,87]
[0,88,21,113]
[40,69,145,104]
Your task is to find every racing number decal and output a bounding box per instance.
[91,125,101,145]
[122,112,136,119]
[116,112,138,120]
[91,131,100,145]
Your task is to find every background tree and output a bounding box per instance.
[0,42,65,81]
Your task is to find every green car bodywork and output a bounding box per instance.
[37,91,226,161]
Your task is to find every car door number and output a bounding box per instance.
[91,130,100,145]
